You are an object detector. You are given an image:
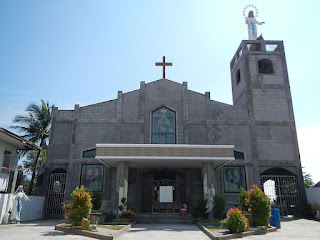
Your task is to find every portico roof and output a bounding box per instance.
[95,144,234,168]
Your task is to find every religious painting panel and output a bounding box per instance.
[152,107,176,144]
[80,164,104,192]
[223,166,247,193]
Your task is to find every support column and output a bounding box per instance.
[115,91,123,143]
[138,81,146,143]
[116,161,129,215]
[202,162,216,218]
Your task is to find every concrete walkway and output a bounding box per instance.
[0,219,88,239]
[0,218,319,239]
[245,218,320,240]
[117,224,210,240]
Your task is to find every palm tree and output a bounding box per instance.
[11,100,54,195]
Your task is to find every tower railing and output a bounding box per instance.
[230,40,285,71]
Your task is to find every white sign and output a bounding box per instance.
[159,186,173,203]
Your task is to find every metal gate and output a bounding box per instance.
[260,175,300,216]
[46,173,67,216]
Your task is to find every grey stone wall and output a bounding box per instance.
[42,40,306,213]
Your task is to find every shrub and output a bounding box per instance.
[118,197,135,218]
[247,185,271,227]
[90,192,102,210]
[61,200,72,221]
[311,203,320,219]
[221,207,247,233]
[301,203,313,219]
[68,186,93,226]
[237,190,249,212]
[191,198,208,220]
[105,212,116,222]
[213,194,226,219]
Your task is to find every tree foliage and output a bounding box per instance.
[11,100,53,195]
[303,172,314,188]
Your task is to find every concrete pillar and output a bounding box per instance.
[115,91,123,143]
[202,162,216,218]
[182,82,189,144]
[205,92,213,145]
[69,104,79,160]
[138,81,146,143]
[116,161,129,215]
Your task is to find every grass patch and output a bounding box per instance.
[60,224,97,232]
[204,224,228,231]
[97,225,126,230]
[206,227,228,231]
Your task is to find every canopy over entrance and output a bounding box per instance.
[95,144,235,168]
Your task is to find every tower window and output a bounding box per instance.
[152,107,176,144]
[258,59,274,74]
[236,69,241,85]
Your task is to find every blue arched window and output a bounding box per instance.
[152,107,176,144]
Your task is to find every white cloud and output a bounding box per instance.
[297,124,320,185]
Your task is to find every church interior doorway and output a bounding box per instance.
[141,169,185,213]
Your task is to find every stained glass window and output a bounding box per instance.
[223,166,247,193]
[80,165,104,191]
[152,107,176,144]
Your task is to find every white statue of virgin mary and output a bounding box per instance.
[245,10,265,40]
[10,185,31,223]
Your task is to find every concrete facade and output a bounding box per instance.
[38,40,306,217]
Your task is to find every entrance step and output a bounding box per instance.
[133,213,195,224]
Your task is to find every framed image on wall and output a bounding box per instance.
[80,164,104,191]
[223,166,247,193]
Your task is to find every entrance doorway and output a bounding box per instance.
[46,169,67,216]
[141,170,184,213]
[260,168,300,216]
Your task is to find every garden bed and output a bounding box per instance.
[55,221,136,240]
[196,222,277,240]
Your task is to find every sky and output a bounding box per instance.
[0,0,319,184]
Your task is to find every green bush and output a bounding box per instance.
[213,194,226,219]
[191,198,208,220]
[311,203,320,218]
[105,212,116,222]
[118,197,135,218]
[301,203,313,219]
[237,190,249,212]
[221,207,247,233]
[68,186,93,226]
[248,185,271,227]
[90,192,102,210]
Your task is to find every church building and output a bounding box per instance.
[37,40,306,217]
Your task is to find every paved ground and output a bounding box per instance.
[0,219,88,240]
[0,218,319,240]
[245,218,320,240]
[117,224,210,240]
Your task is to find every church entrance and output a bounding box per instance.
[260,168,300,217]
[46,169,67,216]
[141,170,185,213]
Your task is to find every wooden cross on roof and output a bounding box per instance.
[155,56,172,79]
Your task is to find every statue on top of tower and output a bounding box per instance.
[243,5,265,40]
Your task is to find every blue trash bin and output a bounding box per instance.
[270,208,281,229]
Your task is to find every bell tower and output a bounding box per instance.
[230,40,307,213]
